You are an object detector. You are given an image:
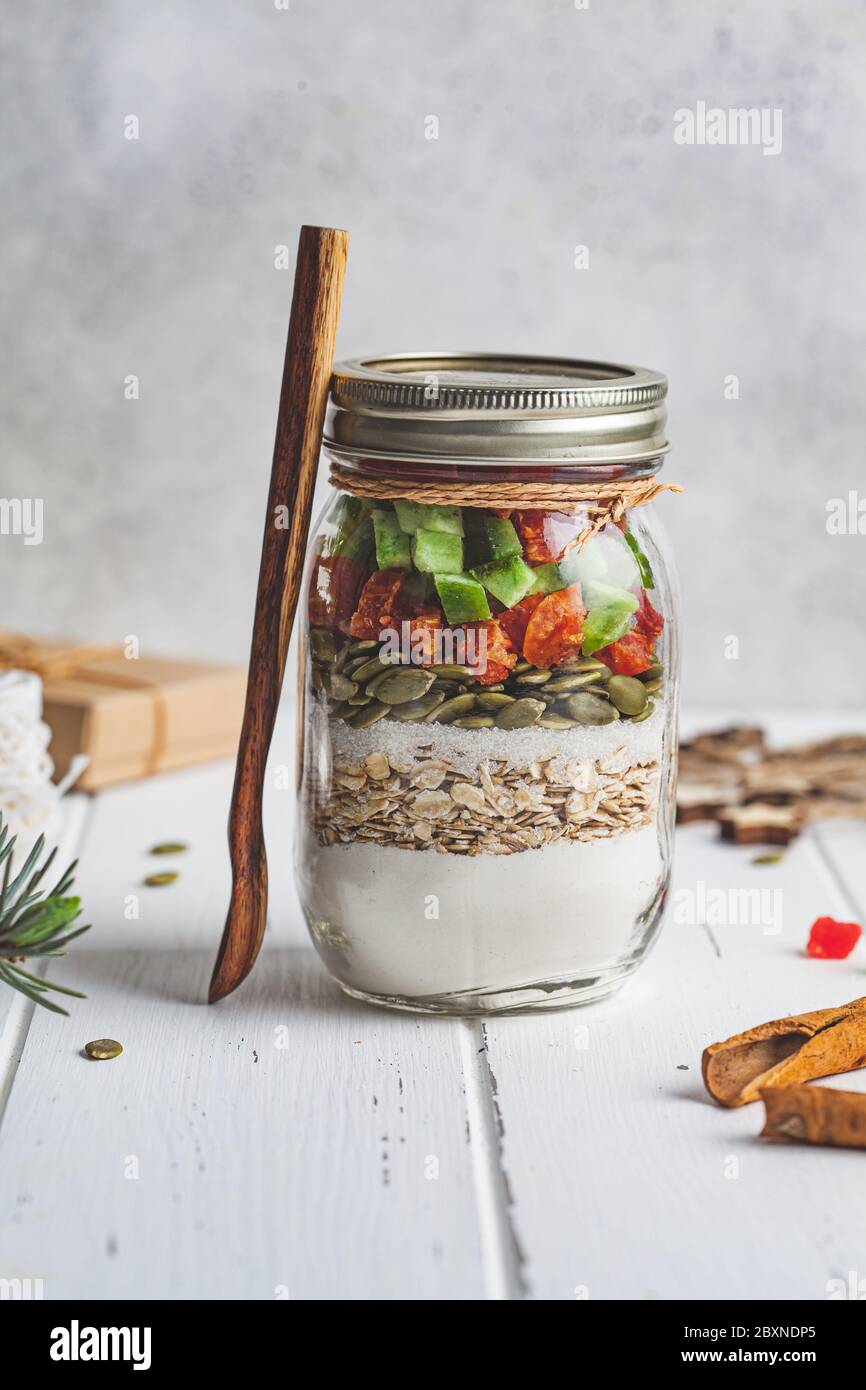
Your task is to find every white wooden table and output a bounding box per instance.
[2,706,865,1301]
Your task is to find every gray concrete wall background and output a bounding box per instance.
[2,0,865,709]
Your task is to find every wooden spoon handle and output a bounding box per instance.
[209,225,348,1004]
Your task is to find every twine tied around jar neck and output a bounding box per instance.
[328,464,683,550]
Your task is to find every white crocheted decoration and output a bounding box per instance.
[0,669,62,848]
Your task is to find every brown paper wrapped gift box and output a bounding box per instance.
[0,634,246,792]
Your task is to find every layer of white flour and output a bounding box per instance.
[298,824,664,999]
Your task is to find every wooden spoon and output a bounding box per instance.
[209,225,348,1004]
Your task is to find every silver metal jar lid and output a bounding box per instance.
[324,353,669,468]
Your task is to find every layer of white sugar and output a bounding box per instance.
[297,823,664,999]
[327,698,666,774]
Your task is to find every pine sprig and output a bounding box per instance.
[0,814,90,1015]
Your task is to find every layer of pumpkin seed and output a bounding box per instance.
[426,694,477,723]
[476,692,515,710]
[494,698,546,730]
[390,690,446,721]
[374,668,436,704]
[629,699,656,723]
[607,676,648,716]
[349,700,389,728]
[428,663,476,679]
[562,693,620,725]
[314,638,664,726]
[328,672,359,701]
[350,655,390,683]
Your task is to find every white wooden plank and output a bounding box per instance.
[482,712,866,1300]
[0,715,489,1300]
[0,795,90,1125]
[0,946,485,1299]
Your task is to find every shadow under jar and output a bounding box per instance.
[295,354,681,1015]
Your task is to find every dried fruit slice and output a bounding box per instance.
[309,555,369,632]
[405,608,444,666]
[635,588,664,639]
[513,509,582,564]
[461,619,518,686]
[522,584,587,669]
[499,593,545,656]
[595,630,655,676]
[393,570,435,618]
[348,568,406,639]
[806,917,862,960]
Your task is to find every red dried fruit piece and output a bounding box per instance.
[635,589,664,639]
[513,509,582,564]
[461,619,518,686]
[405,607,444,666]
[308,556,368,632]
[348,569,406,639]
[595,630,655,676]
[523,584,587,669]
[499,592,545,656]
[806,916,862,960]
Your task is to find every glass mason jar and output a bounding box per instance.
[295,354,680,1015]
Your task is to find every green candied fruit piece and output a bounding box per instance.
[393,499,427,534]
[581,579,639,613]
[528,550,582,595]
[470,555,536,608]
[326,495,373,561]
[372,508,412,570]
[581,601,637,656]
[434,573,491,624]
[573,533,640,591]
[625,528,655,589]
[477,514,521,561]
[408,503,464,536]
[412,527,464,573]
[396,501,463,537]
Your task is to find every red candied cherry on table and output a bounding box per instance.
[461,619,518,685]
[805,916,862,960]
[523,584,587,669]
[512,510,583,564]
[308,556,368,632]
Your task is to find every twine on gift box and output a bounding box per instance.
[328,465,683,549]
[0,634,169,778]
[0,670,61,847]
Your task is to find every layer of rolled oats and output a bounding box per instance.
[309,743,658,856]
